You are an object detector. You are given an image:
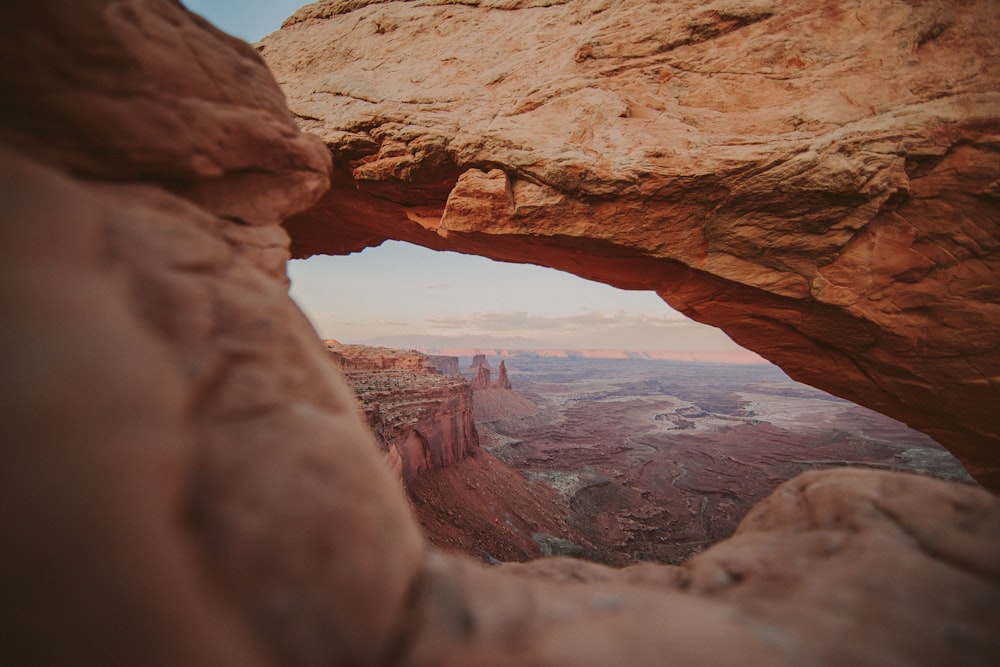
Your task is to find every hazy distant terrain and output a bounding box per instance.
[468,357,972,565]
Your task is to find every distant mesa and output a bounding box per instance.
[467,353,492,374]
[426,354,460,375]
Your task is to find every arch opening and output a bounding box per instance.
[289,241,971,565]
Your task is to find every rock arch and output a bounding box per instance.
[1,1,998,666]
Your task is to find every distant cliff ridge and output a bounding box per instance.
[426,354,460,376]
[467,353,515,391]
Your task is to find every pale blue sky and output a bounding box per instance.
[181,1,749,352]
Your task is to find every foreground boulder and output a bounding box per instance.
[1,1,998,666]
[262,0,1000,488]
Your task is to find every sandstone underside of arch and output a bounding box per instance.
[264,0,1000,489]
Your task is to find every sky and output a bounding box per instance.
[180,1,753,354]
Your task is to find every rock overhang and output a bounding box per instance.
[262,0,1000,489]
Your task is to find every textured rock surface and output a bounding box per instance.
[0,2,423,665]
[262,0,1000,488]
[495,359,512,390]
[3,2,1000,666]
[328,342,480,478]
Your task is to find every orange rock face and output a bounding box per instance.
[327,342,480,479]
[3,2,1000,667]
[262,0,1000,488]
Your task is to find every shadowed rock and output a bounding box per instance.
[263,0,1000,488]
[1,1,998,666]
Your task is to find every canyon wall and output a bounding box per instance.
[262,0,1000,488]
[326,342,479,479]
[1,2,999,666]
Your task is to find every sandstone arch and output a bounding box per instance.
[1,1,999,666]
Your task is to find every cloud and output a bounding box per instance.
[422,282,449,289]
[425,309,688,333]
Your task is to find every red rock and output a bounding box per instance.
[494,359,512,390]
[0,3,422,665]
[467,353,493,375]
[470,363,492,390]
[262,0,1000,488]
[3,2,1000,666]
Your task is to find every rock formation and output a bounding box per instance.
[426,354,460,376]
[467,353,492,375]
[470,363,492,390]
[326,342,479,479]
[2,2,999,666]
[328,342,575,561]
[1,3,420,665]
[262,0,1000,488]
[495,359,512,390]
[324,339,442,373]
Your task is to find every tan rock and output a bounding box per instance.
[3,2,1000,667]
[262,0,1000,488]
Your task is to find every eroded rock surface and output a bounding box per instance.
[262,0,1000,487]
[2,1,1000,667]
[1,3,422,665]
[327,341,480,478]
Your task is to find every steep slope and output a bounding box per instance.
[262,0,1000,488]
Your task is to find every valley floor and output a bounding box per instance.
[469,357,971,565]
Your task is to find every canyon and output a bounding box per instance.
[329,339,973,570]
[326,341,582,561]
[1,1,999,666]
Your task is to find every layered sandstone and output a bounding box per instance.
[467,353,492,375]
[325,339,441,372]
[327,341,479,479]
[2,2,1000,667]
[262,0,1000,488]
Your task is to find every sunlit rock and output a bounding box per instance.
[263,0,1000,488]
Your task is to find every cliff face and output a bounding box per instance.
[2,2,1000,667]
[495,360,512,390]
[426,354,460,376]
[326,342,479,479]
[324,339,440,372]
[469,363,492,390]
[262,0,1000,488]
